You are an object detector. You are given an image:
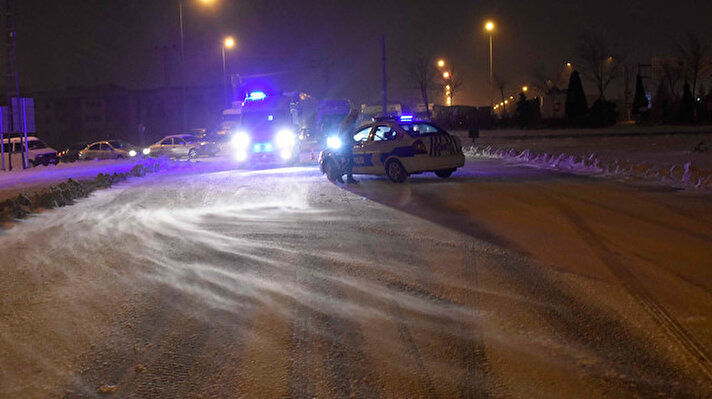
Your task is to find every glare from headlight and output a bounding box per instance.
[280,149,292,160]
[276,129,296,148]
[327,136,342,149]
[142,148,150,155]
[232,131,250,148]
[235,151,248,162]
[129,150,137,157]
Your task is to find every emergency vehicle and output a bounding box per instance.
[319,116,465,183]
[226,91,316,165]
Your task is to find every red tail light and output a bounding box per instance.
[412,139,427,154]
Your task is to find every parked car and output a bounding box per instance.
[78,140,140,160]
[143,134,218,159]
[2,136,59,167]
[57,142,89,163]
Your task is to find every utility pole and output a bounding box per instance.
[178,0,187,132]
[381,35,387,116]
[5,0,26,169]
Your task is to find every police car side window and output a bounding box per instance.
[160,138,173,145]
[353,127,371,142]
[372,126,396,141]
[400,123,440,135]
[88,143,101,151]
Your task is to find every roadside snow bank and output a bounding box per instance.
[467,146,712,189]
[0,161,162,225]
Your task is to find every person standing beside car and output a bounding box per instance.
[338,108,360,184]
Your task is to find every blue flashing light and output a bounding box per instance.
[268,114,274,121]
[400,114,414,122]
[246,91,267,101]
[252,142,273,153]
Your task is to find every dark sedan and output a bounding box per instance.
[58,142,89,163]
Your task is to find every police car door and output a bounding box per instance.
[367,124,399,174]
[351,125,374,174]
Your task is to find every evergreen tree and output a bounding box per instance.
[679,81,695,123]
[632,74,648,116]
[590,99,618,127]
[652,81,673,123]
[565,70,588,119]
[515,93,535,128]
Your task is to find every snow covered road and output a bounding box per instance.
[1,159,711,398]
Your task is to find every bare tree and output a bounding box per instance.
[441,64,465,106]
[661,61,684,102]
[405,56,437,114]
[494,74,507,113]
[529,65,556,95]
[529,64,574,97]
[576,33,626,100]
[676,33,711,100]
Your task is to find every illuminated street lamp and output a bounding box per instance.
[437,59,445,68]
[522,86,528,93]
[443,71,450,79]
[222,36,236,108]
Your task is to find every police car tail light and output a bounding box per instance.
[412,140,427,154]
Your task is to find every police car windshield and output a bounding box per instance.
[399,123,442,135]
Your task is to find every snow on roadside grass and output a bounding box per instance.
[0,156,243,198]
[467,145,712,190]
[0,157,245,226]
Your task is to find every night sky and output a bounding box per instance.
[6,0,712,106]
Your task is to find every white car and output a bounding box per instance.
[144,134,218,159]
[78,140,140,160]
[319,117,465,182]
[2,136,58,167]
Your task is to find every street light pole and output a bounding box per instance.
[178,0,187,132]
[221,37,235,109]
[222,44,227,108]
[485,21,495,106]
[489,34,493,86]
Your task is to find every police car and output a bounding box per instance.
[319,116,465,182]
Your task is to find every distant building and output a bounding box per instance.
[540,88,567,119]
[30,85,223,147]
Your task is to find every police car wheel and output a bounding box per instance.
[386,159,408,183]
[325,159,340,182]
[435,169,455,178]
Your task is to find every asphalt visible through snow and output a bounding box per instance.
[1,158,711,398]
